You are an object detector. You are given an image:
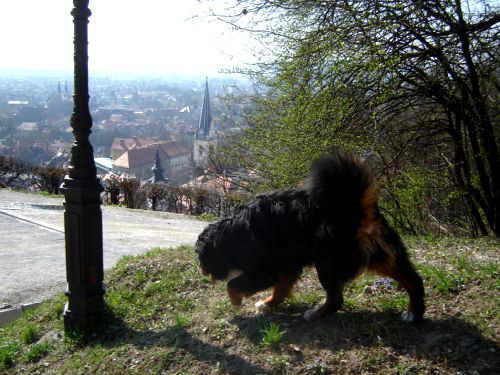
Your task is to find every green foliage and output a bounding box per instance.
[419,265,459,295]
[63,328,87,349]
[21,324,40,345]
[197,212,218,222]
[217,0,499,236]
[174,313,190,329]
[24,343,51,363]
[286,291,322,306]
[104,246,199,329]
[260,322,286,348]
[377,295,408,312]
[379,165,463,235]
[0,341,20,370]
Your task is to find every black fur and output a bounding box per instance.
[195,150,425,321]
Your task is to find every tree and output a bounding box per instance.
[0,156,27,188]
[118,175,143,209]
[102,174,121,205]
[212,0,500,236]
[145,182,169,211]
[30,166,66,194]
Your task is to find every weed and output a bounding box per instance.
[419,264,458,294]
[63,328,87,349]
[261,322,286,348]
[342,296,357,310]
[53,301,65,318]
[21,324,40,345]
[378,295,408,312]
[134,270,146,283]
[306,358,329,374]
[268,354,290,370]
[178,298,194,311]
[175,313,190,328]
[289,291,322,306]
[0,341,20,370]
[25,342,51,363]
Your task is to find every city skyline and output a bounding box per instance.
[0,0,254,77]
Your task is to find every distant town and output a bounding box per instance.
[0,74,252,191]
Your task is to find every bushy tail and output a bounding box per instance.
[308,150,386,258]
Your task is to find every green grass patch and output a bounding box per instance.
[24,342,51,363]
[377,294,408,312]
[21,324,40,345]
[0,238,498,374]
[0,341,20,370]
[197,212,218,222]
[260,321,286,348]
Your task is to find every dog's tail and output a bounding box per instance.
[308,150,393,260]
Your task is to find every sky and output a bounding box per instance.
[0,0,254,77]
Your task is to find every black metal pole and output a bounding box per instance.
[61,0,105,332]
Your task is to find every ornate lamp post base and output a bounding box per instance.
[61,176,106,331]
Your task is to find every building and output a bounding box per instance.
[112,141,191,185]
[110,136,162,160]
[193,78,217,168]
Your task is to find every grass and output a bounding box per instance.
[197,212,218,222]
[260,321,286,348]
[24,343,51,363]
[0,237,498,374]
[0,341,20,370]
[21,325,39,345]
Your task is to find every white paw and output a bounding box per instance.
[255,300,265,308]
[401,311,415,323]
[303,308,316,321]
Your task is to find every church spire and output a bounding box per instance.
[151,147,168,184]
[196,77,212,140]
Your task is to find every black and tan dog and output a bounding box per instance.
[195,150,425,322]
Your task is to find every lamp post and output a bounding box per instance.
[61,0,106,332]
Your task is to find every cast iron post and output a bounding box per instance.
[61,0,106,332]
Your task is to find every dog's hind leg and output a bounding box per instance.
[304,261,347,321]
[368,255,425,323]
[255,271,302,309]
[227,273,274,306]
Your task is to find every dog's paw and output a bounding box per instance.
[401,311,415,323]
[255,300,267,309]
[255,300,274,312]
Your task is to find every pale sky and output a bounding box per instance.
[0,0,254,76]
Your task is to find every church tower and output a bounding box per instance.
[193,78,217,168]
[150,148,168,184]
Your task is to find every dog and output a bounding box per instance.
[195,150,425,322]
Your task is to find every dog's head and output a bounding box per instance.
[195,221,229,283]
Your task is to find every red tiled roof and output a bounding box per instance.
[110,137,165,152]
[113,141,189,169]
[159,141,189,158]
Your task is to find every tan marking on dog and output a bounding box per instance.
[226,269,243,282]
[227,286,244,306]
[367,260,420,320]
[356,180,396,264]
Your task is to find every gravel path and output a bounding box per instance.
[0,189,208,310]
